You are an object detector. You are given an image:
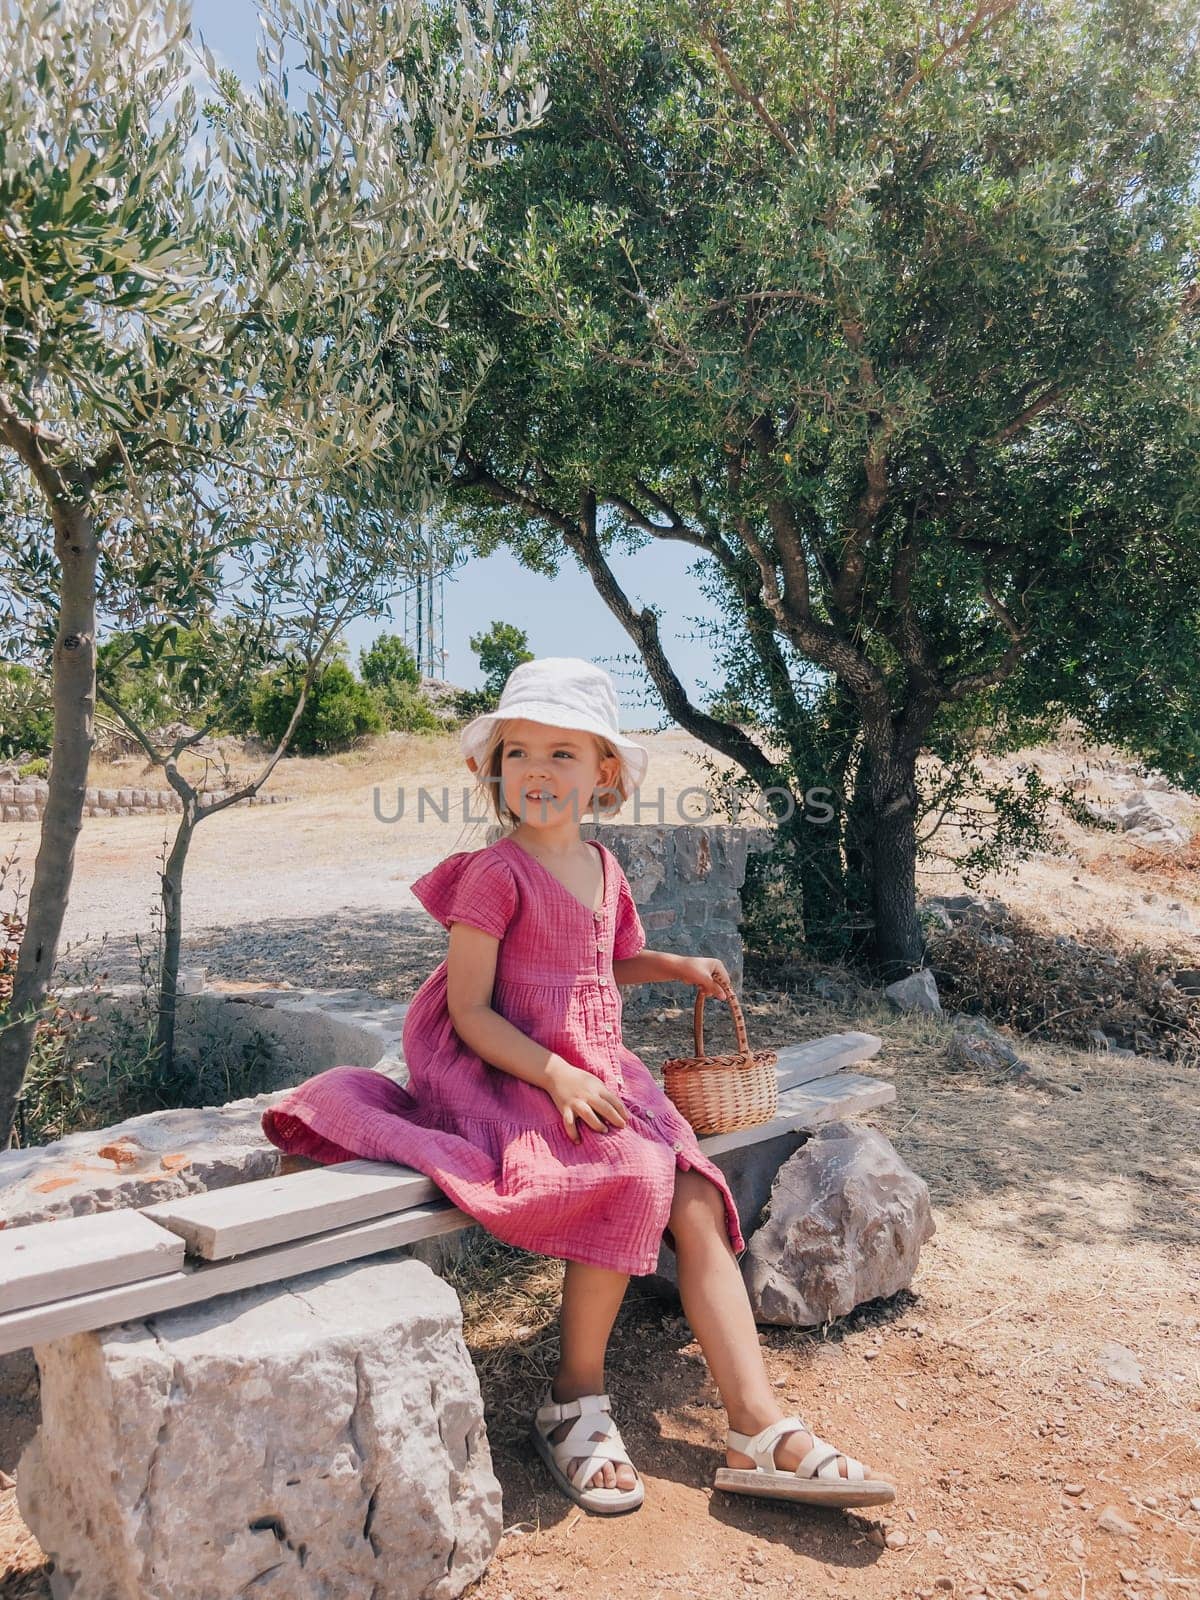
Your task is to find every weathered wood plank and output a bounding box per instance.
[0,1200,471,1356]
[143,1161,438,1263]
[0,1209,185,1314]
[773,1032,881,1092]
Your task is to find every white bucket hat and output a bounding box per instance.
[460,656,649,794]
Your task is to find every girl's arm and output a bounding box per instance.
[445,920,627,1141]
[614,950,730,997]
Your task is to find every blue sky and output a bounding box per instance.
[189,0,724,731]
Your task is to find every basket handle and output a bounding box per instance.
[693,978,752,1058]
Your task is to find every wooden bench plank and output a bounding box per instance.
[773,1031,881,1091]
[143,1163,439,1263]
[145,1033,886,1263]
[0,1200,470,1356]
[0,1209,185,1314]
[0,1068,896,1349]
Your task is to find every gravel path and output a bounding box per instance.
[0,727,731,989]
[64,906,450,999]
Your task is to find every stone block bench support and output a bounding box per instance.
[20,1255,501,1600]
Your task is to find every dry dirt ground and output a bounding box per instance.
[1,728,1198,1600]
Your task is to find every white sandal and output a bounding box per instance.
[531,1388,645,1514]
[714,1415,896,1509]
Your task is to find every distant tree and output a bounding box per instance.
[359,633,442,731]
[360,635,421,691]
[470,620,534,700]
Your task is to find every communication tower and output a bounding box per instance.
[402,526,448,678]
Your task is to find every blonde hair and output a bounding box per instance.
[473,718,630,826]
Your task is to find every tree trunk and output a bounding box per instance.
[789,683,868,961]
[153,808,195,1084]
[0,500,98,1148]
[781,802,852,957]
[846,743,927,981]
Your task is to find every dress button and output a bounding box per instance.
[672,1141,684,1153]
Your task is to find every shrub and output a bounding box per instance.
[739,834,809,980]
[373,680,442,733]
[2,882,279,1143]
[359,634,420,691]
[1,849,110,1146]
[452,686,498,720]
[928,911,1200,1065]
[250,658,383,754]
[0,662,54,760]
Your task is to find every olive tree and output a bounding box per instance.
[0,0,543,1145]
[440,0,1200,973]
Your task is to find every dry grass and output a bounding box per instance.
[440,1233,570,1450]
[85,728,467,801]
[1084,832,1200,893]
[926,911,1200,1064]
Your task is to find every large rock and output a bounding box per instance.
[741,1121,935,1327]
[920,894,1013,929]
[884,968,942,1014]
[946,1013,1030,1077]
[18,1255,502,1600]
[1116,792,1190,846]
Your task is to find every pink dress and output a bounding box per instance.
[261,834,745,1276]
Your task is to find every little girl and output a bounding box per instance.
[262,656,894,1515]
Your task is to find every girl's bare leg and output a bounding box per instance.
[549,1258,639,1491]
[669,1168,889,1478]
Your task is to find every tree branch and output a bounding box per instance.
[568,493,782,791]
[831,319,893,617]
[0,395,75,511]
[699,24,799,157]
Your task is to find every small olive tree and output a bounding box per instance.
[0,0,544,1144]
[88,492,413,1078]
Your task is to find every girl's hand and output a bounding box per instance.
[676,956,732,999]
[544,1060,629,1145]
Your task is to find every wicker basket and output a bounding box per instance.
[662,980,779,1136]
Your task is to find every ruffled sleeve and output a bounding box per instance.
[613,869,646,960]
[410,847,519,940]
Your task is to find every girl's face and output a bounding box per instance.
[497,719,621,829]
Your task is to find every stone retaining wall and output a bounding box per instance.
[486,821,774,1012]
[0,778,293,821]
